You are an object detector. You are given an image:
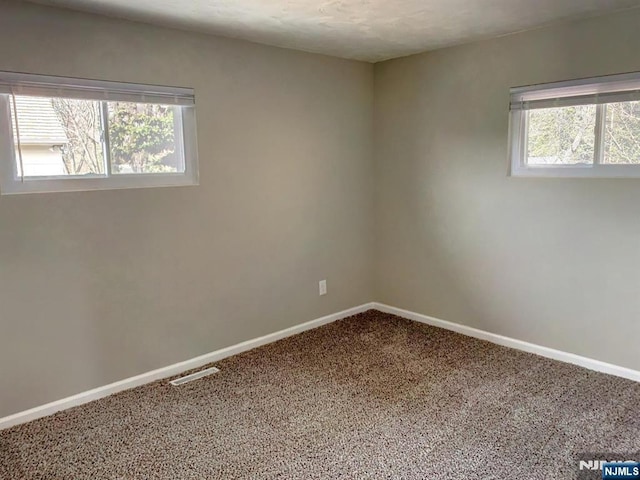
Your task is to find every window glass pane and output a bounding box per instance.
[526,105,596,165]
[10,96,105,177]
[108,102,183,174]
[603,101,640,164]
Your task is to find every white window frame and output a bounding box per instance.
[509,71,640,178]
[0,71,198,194]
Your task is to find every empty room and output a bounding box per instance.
[1,0,640,478]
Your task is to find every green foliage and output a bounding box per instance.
[108,103,177,173]
[527,101,640,165]
[51,100,178,175]
[527,106,596,165]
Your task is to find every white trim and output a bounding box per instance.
[510,162,640,179]
[593,104,606,165]
[6,301,635,431]
[0,303,374,431]
[373,302,640,383]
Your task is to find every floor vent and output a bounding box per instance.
[169,367,220,386]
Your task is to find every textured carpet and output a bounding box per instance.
[1,310,639,479]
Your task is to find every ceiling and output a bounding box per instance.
[28,0,640,62]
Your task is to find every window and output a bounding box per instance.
[509,72,640,178]
[0,71,198,194]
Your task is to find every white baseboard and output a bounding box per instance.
[373,302,640,383]
[0,302,374,431]
[5,301,636,431]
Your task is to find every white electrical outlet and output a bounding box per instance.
[319,279,327,296]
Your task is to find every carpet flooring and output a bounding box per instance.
[1,310,639,479]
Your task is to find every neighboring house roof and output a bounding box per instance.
[12,96,69,146]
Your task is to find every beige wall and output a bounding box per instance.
[374,8,640,371]
[0,0,374,417]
